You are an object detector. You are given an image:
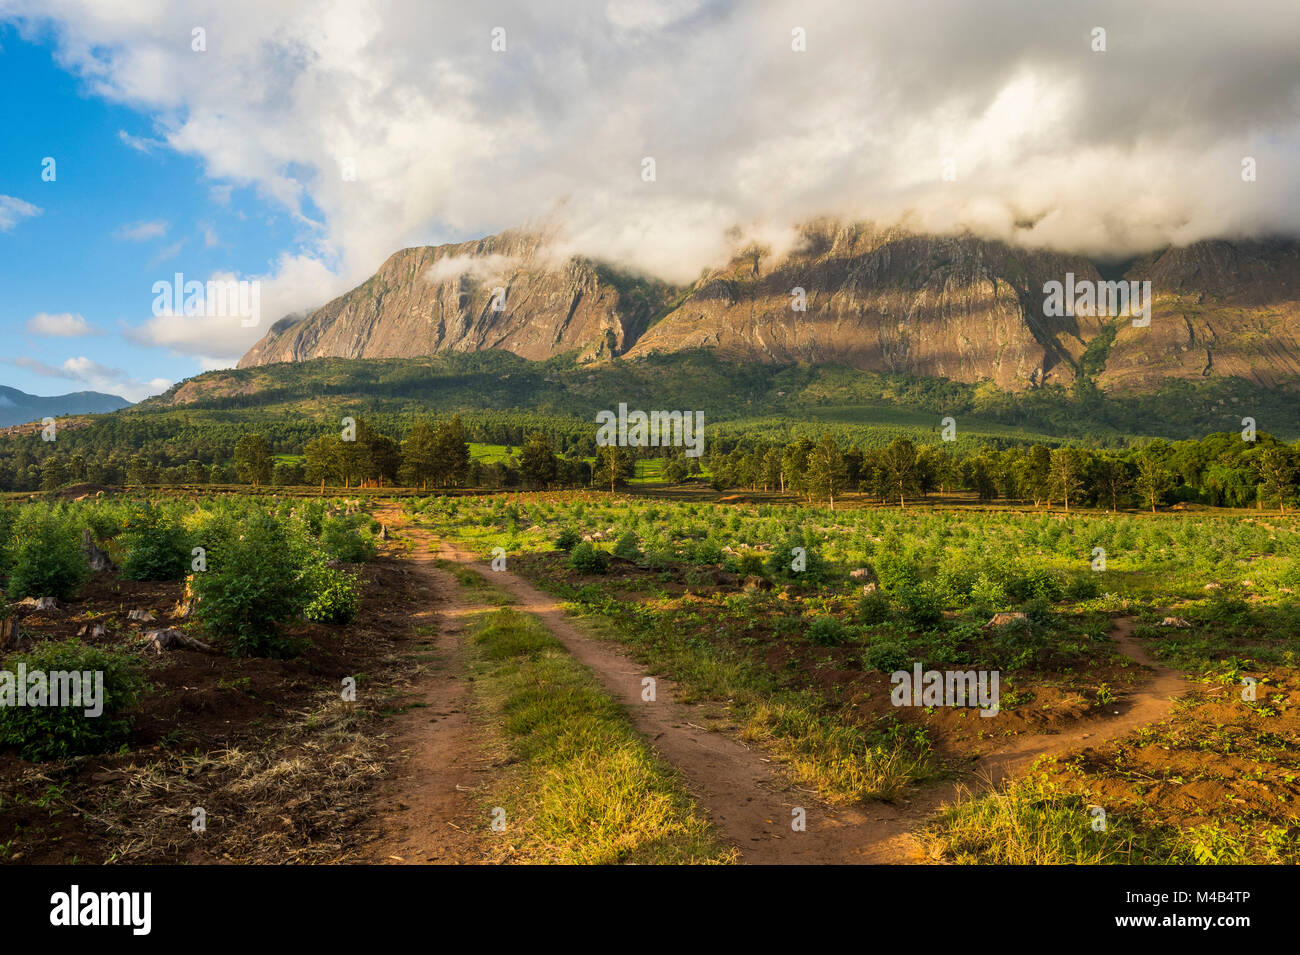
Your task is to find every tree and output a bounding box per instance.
[1048,447,1085,512]
[40,457,67,491]
[1135,453,1172,514]
[432,415,471,487]
[303,436,340,490]
[519,434,559,489]
[594,445,634,491]
[1092,455,1133,512]
[233,433,273,487]
[400,421,438,488]
[880,436,920,507]
[1254,446,1298,513]
[805,435,848,509]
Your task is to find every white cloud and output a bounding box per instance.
[118,128,165,153]
[1,0,1295,370]
[10,355,169,401]
[26,312,95,337]
[0,194,41,231]
[114,218,168,241]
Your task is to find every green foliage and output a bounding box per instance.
[4,509,88,600]
[121,504,191,581]
[898,583,945,628]
[567,542,608,574]
[319,514,377,563]
[0,640,145,761]
[302,562,360,624]
[861,639,910,674]
[192,513,310,656]
[806,616,848,646]
[612,531,642,561]
[554,527,581,552]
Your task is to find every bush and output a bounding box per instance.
[319,514,376,563]
[1064,574,1101,601]
[192,514,310,656]
[554,527,581,552]
[861,639,910,674]
[875,552,922,593]
[612,531,642,561]
[899,583,945,628]
[121,505,191,581]
[854,590,891,625]
[4,509,88,600]
[1006,566,1063,602]
[0,640,145,760]
[303,562,360,624]
[806,616,848,646]
[567,542,608,574]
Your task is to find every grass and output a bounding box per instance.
[924,769,1300,865]
[464,607,736,864]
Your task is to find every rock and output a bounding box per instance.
[127,609,156,623]
[984,611,1029,629]
[1160,616,1193,628]
[144,628,214,654]
[742,575,774,592]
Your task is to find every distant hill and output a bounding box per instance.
[238,221,1300,398]
[0,386,131,428]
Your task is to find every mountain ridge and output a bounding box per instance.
[239,223,1300,396]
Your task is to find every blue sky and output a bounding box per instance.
[0,23,314,400]
[0,2,1295,403]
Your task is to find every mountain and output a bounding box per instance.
[0,386,131,428]
[239,222,1300,396]
[238,229,676,368]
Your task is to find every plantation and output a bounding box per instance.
[405,490,1300,860]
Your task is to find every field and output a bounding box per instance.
[0,485,1296,864]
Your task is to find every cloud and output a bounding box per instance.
[118,128,165,152]
[124,253,339,366]
[26,312,95,337]
[10,356,169,401]
[0,195,41,231]
[4,0,1297,329]
[148,239,184,264]
[114,218,168,241]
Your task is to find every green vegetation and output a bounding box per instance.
[465,607,734,864]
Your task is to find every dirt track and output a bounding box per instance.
[370,510,1191,864]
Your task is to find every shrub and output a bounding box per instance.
[807,616,848,646]
[1006,566,1063,602]
[899,583,945,628]
[855,590,891,624]
[303,563,360,624]
[862,639,910,674]
[0,640,145,760]
[319,514,376,563]
[192,513,310,656]
[567,542,608,574]
[554,527,581,552]
[612,531,642,561]
[4,509,88,600]
[875,551,922,593]
[121,505,191,581]
[1064,574,1101,601]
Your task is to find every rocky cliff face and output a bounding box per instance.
[239,223,1300,394]
[238,229,673,368]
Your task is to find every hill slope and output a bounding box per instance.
[238,222,1300,397]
